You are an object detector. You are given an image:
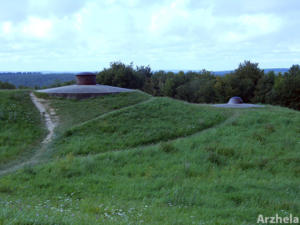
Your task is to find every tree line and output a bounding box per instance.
[0,73,76,88]
[96,61,300,110]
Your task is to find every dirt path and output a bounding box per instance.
[0,93,58,176]
[30,93,58,144]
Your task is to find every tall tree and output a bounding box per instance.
[253,71,275,103]
[226,61,264,102]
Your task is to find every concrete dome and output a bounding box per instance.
[228,96,243,104]
[213,96,264,108]
[37,84,134,99]
[37,72,135,99]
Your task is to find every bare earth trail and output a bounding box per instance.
[30,93,58,144]
[0,93,58,176]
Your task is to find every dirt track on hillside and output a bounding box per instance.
[30,93,57,144]
[0,93,58,176]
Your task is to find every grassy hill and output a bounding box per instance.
[0,90,299,225]
[53,97,229,156]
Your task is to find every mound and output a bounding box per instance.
[41,91,151,131]
[55,97,229,156]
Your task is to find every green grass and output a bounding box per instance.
[38,91,151,132]
[54,97,229,156]
[0,90,45,166]
[0,92,299,225]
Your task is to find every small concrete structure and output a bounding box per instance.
[228,96,243,104]
[213,96,264,108]
[37,72,134,99]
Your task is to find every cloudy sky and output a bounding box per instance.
[0,0,300,71]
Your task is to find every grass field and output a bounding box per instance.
[0,90,299,225]
[0,90,45,167]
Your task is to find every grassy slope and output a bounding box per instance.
[55,97,229,156]
[0,94,299,225]
[35,91,151,132]
[0,90,45,166]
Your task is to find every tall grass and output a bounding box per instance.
[54,97,230,156]
[0,90,45,166]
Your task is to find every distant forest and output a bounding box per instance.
[0,72,76,88]
[0,61,299,110]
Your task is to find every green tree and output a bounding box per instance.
[96,62,145,89]
[226,61,264,102]
[272,65,300,110]
[253,71,275,103]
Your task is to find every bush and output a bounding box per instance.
[0,81,15,89]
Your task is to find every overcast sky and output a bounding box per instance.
[0,0,300,71]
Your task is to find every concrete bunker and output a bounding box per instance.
[37,72,134,99]
[213,96,264,108]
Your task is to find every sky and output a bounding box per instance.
[0,0,300,71]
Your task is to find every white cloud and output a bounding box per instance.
[0,0,299,71]
[240,14,282,34]
[21,17,53,39]
[28,0,88,17]
[149,0,214,36]
[2,22,13,35]
[220,14,283,43]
